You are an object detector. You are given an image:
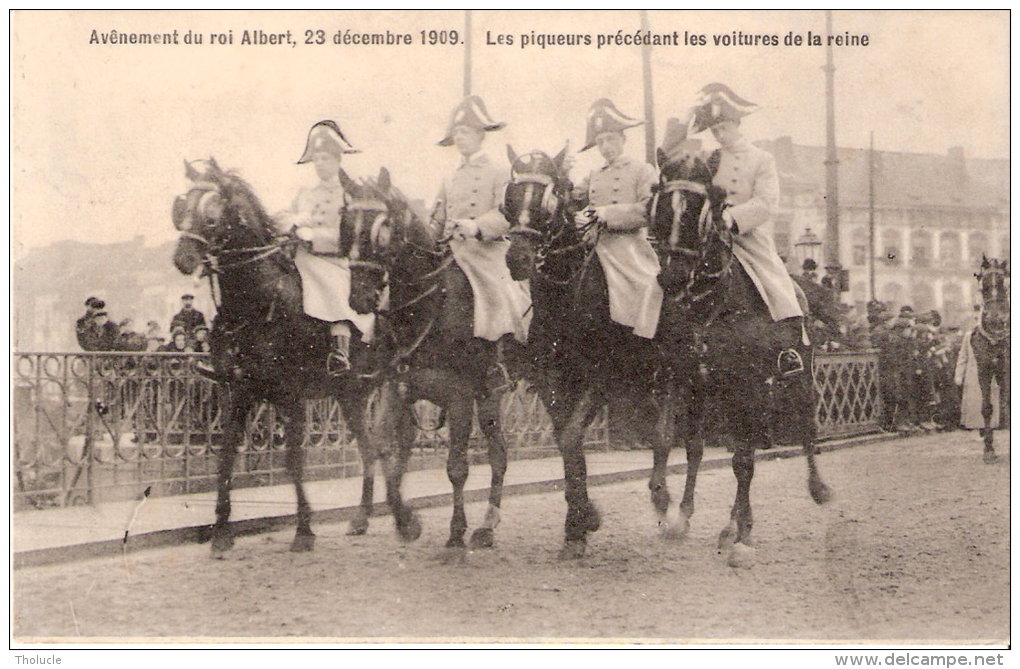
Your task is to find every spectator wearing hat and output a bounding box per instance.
[572,97,661,340]
[159,328,192,353]
[87,311,121,352]
[76,297,105,351]
[273,120,376,376]
[432,95,531,349]
[192,325,212,353]
[170,294,206,336]
[801,258,819,284]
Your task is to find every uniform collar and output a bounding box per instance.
[721,136,752,154]
[314,178,344,191]
[600,155,632,171]
[459,152,490,169]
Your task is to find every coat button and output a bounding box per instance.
[611,200,619,204]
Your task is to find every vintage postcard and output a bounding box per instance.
[10,9,1010,656]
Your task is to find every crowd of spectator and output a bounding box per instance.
[75,294,209,354]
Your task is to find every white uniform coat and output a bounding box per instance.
[275,179,375,339]
[579,155,663,339]
[713,138,803,322]
[434,153,531,343]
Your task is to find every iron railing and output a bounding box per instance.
[12,350,879,509]
[11,353,601,509]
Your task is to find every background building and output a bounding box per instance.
[761,138,1009,327]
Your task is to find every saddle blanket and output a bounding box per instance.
[594,232,663,339]
[449,237,532,343]
[293,247,376,340]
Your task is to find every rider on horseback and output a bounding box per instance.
[684,83,806,375]
[275,120,376,376]
[573,98,663,339]
[432,95,531,390]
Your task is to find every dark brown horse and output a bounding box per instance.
[971,256,1009,463]
[648,144,831,566]
[503,147,670,559]
[342,168,515,554]
[171,159,421,556]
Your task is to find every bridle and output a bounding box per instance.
[651,171,735,306]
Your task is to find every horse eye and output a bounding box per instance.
[375,224,392,250]
[172,196,188,229]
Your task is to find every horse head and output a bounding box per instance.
[649,145,730,301]
[502,144,572,281]
[172,158,276,276]
[342,167,430,315]
[976,255,1010,336]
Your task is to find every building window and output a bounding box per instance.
[881,229,901,264]
[969,231,989,265]
[852,245,867,266]
[939,232,960,265]
[882,282,903,305]
[911,230,932,268]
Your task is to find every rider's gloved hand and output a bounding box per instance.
[450,218,479,240]
[573,208,595,228]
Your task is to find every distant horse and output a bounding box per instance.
[342,168,515,553]
[171,159,420,556]
[503,147,669,559]
[648,144,831,566]
[971,256,1009,463]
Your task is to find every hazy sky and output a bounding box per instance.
[10,10,1009,259]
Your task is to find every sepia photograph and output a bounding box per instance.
[9,9,1010,655]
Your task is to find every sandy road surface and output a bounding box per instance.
[13,431,1009,643]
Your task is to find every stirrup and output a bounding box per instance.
[777,348,805,378]
[195,361,225,382]
[486,361,512,394]
[327,351,351,377]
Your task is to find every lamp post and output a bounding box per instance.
[795,227,823,270]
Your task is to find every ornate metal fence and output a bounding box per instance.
[12,350,878,510]
[813,349,884,439]
[11,353,602,509]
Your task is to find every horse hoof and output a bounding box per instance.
[469,527,495,549]
[983,451,999,464]
[659,510,690,541]
[441,545,468,565]
[727,542,756,569]
[397,513,423,543]
[210,534,234,557]
[558,540,587,560]
[347,517,369,536]
[717,522,738,552]
[290,533,316,552]
[810,481,834,505]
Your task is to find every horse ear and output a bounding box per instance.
[208,157,222,175]
[377,167,391,193]
[553,145,568,172]
[184,160,201,182]
[656,148,667,170]
[507,145,518,168]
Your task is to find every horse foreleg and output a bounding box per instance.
[977,363,998,462]
[210,391,252,558]
[281,402,315,552]
[558,387,602,559]
[347,391,375,535]
[444,395,474,553]
[384,392,421,542]
[470,391,508,549]
[660,386,702,540]
[649,389,679,536]
[719,444,756,568]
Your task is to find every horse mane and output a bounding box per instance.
[216,170,279,243]
[359,175,437,251]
